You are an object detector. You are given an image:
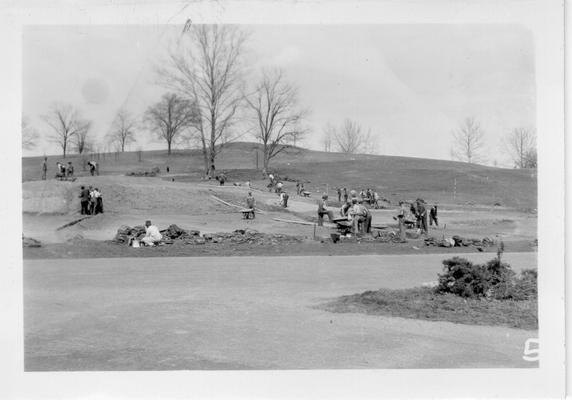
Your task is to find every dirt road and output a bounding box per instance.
[24,253,537,370]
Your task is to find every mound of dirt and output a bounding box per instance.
[22,180,76,214]
[23,175,229,216]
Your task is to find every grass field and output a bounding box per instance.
[22,142,537,210]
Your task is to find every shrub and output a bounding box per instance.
[436,257,536,300]
[437,257,490,298]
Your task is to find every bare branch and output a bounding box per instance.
[42,103,90,157]
[503,127,536,168]
[143,93,200,155]
[107,109,138,152]
[245,68,308,172]
[157,24,248,175]
[450,117,486,164]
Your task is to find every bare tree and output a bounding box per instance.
[245,69,308,172]
[108,109,137,152]
[42,103,90,157]
[22,116,39,150]
[504,128,536,168]
[321,123,335,152]
[523,148,537,168]
[73,121,92,154]
[159,24,248,176]
[361,128,379,155]
[450,117,486,164]
[334,118,366,154]
[144,93,199,155]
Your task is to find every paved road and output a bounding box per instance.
[24,253,537,370]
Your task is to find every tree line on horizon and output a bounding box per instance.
[21,25,537,170]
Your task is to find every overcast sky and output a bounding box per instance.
[23,24,535,165]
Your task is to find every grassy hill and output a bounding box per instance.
[22,142,537,210]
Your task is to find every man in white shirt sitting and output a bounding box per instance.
[141,220,162,246]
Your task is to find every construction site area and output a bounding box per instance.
[21,144,539,371]
[22,143,538,259]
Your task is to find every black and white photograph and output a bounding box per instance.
[1,0,566,398]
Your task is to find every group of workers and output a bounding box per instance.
[41,158,99,180]
[55,161,74,180]
[79,185,104,215]
[336,187,380,208]
[317,190,373,234]
[397,199,439,234]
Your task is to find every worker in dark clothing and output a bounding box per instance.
[430,205,439,227]
[66,162,74,178]
[337,187,342,202]
[42,157,47,180]
[342,187,348,202]
[79,186,90,215]
[416,200,428,234]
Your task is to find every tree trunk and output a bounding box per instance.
[200,134,209,176]
[167,140,172,155]
[209,113,216,178]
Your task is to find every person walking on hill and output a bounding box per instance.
[337,187,342,202]
[343,187,348,203]
[41,157,47,180]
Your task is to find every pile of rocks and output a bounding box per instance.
[126,171,157,177]
[335,230,406,244]
[112,225,302,246]
[424,235,495,248]
[113,225,147,244]
[371,230,407,243]
[202,229,302,246]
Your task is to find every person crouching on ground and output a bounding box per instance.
[317,194,334,226]
[141,220,162,246]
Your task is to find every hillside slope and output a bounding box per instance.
[22,142,537,210]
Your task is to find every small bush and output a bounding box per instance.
[436,257,536,300]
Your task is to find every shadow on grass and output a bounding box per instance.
[319,287,537,330]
